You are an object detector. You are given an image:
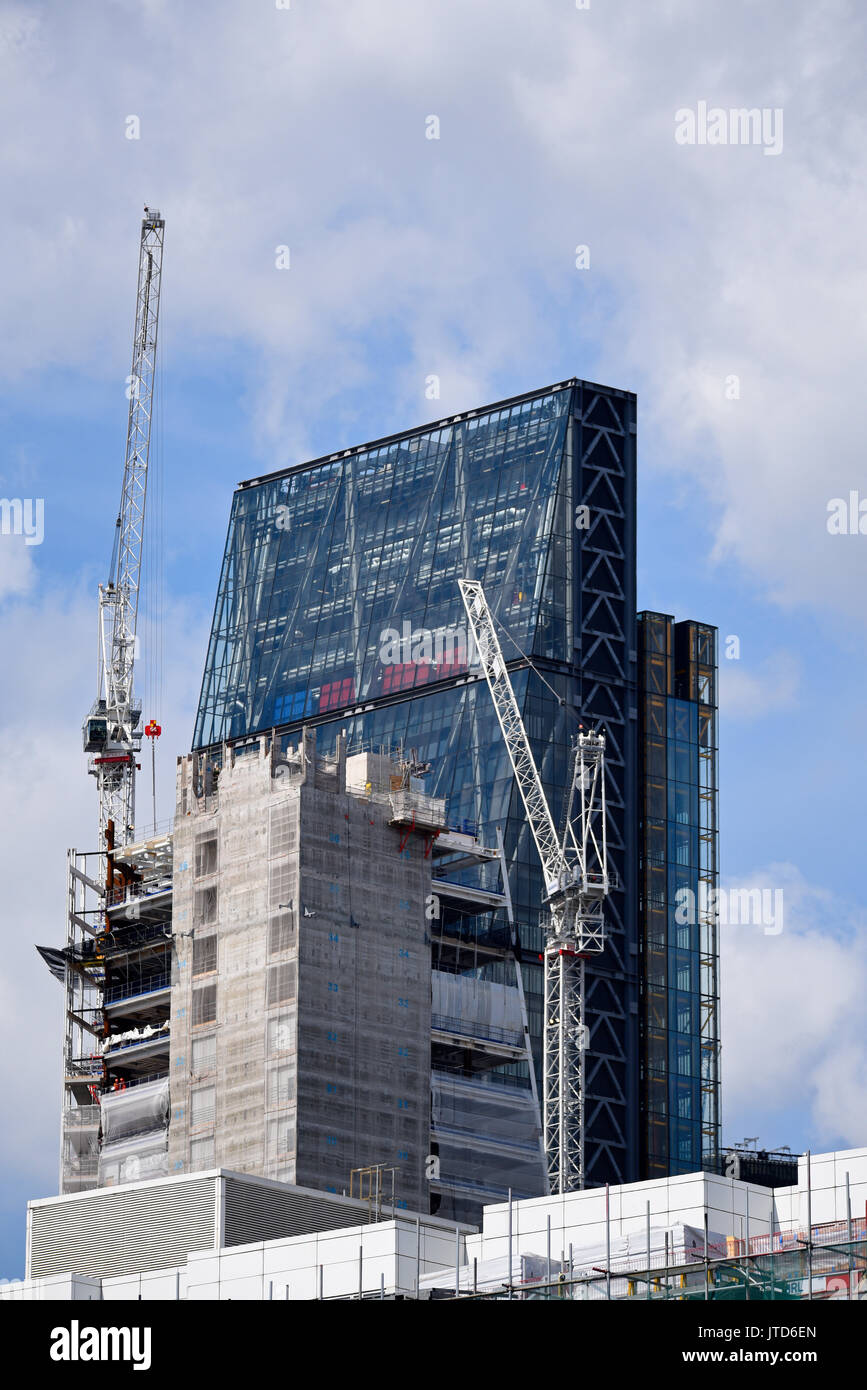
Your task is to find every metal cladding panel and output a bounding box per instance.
[28,1177,216,1279]
[223,1178,369,1246]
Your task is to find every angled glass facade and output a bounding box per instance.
[637,613,721,1177]
[193,377,682,1192]
[194,387,572,747]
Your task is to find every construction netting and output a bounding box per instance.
[99,1130,171,1187]
[168,747,432,1214]
[431,1072,546,1200]
[431,971,524,1047]
[60,1105,100,1184]
[98,1076,170,1186]
[100,1076,170,1143]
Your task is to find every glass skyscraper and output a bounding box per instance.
[637,613,720,1176]
[193,377,720,1189]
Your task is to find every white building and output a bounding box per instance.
[4,1147,866,1300]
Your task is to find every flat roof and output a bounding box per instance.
[27,1168,474,1231]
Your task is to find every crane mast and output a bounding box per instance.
[83,208,165,853]
[458,578,608,1193]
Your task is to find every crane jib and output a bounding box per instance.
[458,575,609,1195]
[83,210,165,859]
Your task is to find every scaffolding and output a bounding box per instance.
[55,831,173,1193]
[438,1219,867,1301]
[59,849,106,1192]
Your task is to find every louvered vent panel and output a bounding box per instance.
[223,1178,365,1246]
[29,1177,216,1278]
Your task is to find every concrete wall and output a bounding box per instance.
[294,768,431,1209]
[170,744,274,1179]
[169,735,431,1211]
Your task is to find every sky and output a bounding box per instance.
[1,0,865,1277]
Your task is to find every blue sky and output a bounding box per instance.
[1,0,866,1276]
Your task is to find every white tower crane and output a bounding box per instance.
[458,578,608,1193]
[82,207,165,855]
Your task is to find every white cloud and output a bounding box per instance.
[0,536,35,600]
[718,648,801,720]
[721,862,867,1150]
[0,1,864,621]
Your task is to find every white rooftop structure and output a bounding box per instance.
[4,1148,866,1300]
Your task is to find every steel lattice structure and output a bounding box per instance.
[459,578,609,1192]
[542,732,607,1191]
[84,208,164,852]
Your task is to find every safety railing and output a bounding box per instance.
[431,1012,523,1049]
[104,972,170,1004]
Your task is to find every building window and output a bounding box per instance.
[192,934,217,977]
[267,962,297,1007]
[194,886,218,926]
[194,835,218,877]
[190,1136,215,1170]
[190,1085,216,1130]
[266,1114,294,1162]
[268,911,294,955]
[191,1033,216,1076]
[192,982,217,1026]
[267,1062,296,1110]
[318,677,355,712]
[267,1013,294,1056]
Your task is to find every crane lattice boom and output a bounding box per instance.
[83,208,164,852]
[458,577,609,1193]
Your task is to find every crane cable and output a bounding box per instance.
[486,606,577,715]
[142,299,166,831]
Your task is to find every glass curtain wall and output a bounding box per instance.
[193,379,640,1188]
[638,613,720,1177]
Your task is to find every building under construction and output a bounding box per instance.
[44,386,721,1221]
[51,728,544,1215]
[45,391,722,1228]
[6,1145,865,1302]
[188,374,721,1193]
[37,210,724,1227]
